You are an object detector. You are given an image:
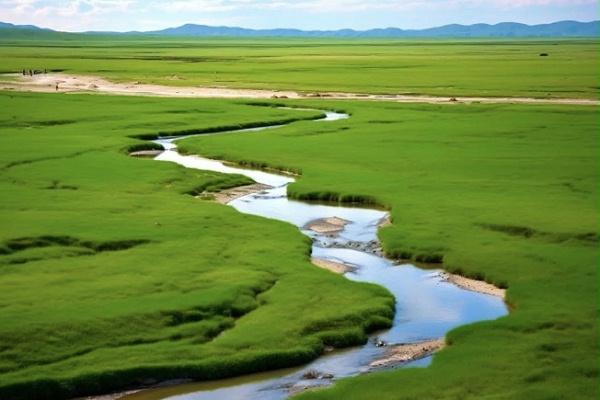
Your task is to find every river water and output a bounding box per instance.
[124,111,507,400]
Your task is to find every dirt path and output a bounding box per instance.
[2,73,598,105]
[0,73,301,98]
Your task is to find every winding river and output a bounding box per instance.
[124,110,507,400]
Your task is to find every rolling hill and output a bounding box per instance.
[0,20,598,38]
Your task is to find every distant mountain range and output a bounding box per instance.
[1,20,598,38]
[144,21,599,38]
[0,21,52,31]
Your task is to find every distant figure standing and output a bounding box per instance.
[55,83,59,91]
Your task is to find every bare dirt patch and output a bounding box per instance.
[315,91,600,105]
[438,272,506,298]
[2,73,598,105]
[369,338,446,368]
[311,257,353,274]
[212,183,272,204]
[304,217,349,234]
[0,73,301,99]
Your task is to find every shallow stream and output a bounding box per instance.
[124,111,507,399]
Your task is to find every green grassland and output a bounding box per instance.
[0,36,598,399]
[0,35,598,99]
[0,93,394,399]
[182,100,599,398]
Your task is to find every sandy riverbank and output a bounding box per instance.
[304,216,349,234]
[311,256,505,298]
[369,338,446,368]
[441,272,506,298]
[299,214,505,298]
[311,257,354,274]
[2,73,598,105]
[212,183,273,204]
[76,392,137,400]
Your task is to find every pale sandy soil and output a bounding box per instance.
[319,92,600,105]
[2,73,598,105]
[304,216,349,234]
[212,183,272,204]
[439,272,506,298]
[369,338,446,368]
[0,73,300,99]
[378,215,392,228]
[311,257,353,273]
[75,392,139,400]
[75,379,193,400]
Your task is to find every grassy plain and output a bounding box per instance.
[0,34,598,99]
[0,93,394,399]
[0,35,598,399]
[184,100,599,398]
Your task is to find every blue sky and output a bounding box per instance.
[1,0,598,32]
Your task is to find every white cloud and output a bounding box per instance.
[153,0,239,13]
[0,0,597,32]
[231,0,597,15]
[452,0,597,8]
[252,0,431,13]
[0,0,138,31]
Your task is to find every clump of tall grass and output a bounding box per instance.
[0,235,151,255]
[289,190,378,206]
[183,175,254,196]
[157,116,323,139]
[125,142,164,154]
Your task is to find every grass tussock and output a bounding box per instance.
[125,142,164,154]
[184,175,254,196]
[478,223,537,238]
[158,115,323,139]
[290,190,379,206]
[1,235,150,254]
[0,236,152,266]
[478,222,600,245]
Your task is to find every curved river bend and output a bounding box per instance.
[124,111,507,400]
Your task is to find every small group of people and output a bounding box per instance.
[22,69,47,76]
[21,69,59,91]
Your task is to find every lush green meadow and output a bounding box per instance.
[183,99,599,398]
[0,34,598,99]
[0,36,598,399]
[0,92,394,399]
